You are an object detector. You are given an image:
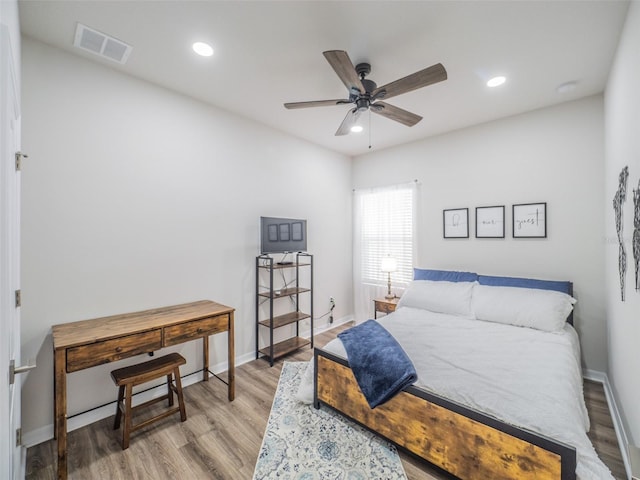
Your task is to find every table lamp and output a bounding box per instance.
[380,256,397,300]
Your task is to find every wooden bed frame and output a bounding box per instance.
[314,348,577,480]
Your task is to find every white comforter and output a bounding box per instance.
[304,307,614,480]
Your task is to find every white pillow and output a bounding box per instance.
[472,284,576,332]
[397,280,475,318]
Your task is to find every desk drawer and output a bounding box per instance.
[66,330,162,372]
[164,315,228,347]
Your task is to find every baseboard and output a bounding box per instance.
[22,317,354,448]
[19,445,26,480]
[584,369,632,480]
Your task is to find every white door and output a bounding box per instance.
[1,24,23,479]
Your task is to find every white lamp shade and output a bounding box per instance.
[380,256,397,273]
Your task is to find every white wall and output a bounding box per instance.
[604,0,640,445]
[353,96,606,372]
[20,37,353,439]
[0,0,20,86]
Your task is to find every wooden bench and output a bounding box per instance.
[110,352,187,449]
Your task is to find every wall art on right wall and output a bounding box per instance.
[613,166,628,301]
[512,202,546,238]
[633,178,640,292]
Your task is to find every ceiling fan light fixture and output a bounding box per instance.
[192,42,213,57]
[487,76,506,87]
[351,125,364,133]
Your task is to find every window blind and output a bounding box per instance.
[355,183,415,287]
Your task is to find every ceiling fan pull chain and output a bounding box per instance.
[369,109,372,149]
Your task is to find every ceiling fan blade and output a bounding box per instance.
[335,108,362,136]
[371,101,422,127]
[373,63,447,101]
[323,50,365,94]
[284,99,350,109]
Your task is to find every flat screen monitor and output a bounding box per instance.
[260,217,307,254]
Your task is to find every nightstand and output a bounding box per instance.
[374,297,399,318]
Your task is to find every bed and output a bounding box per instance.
[300,269,614,480]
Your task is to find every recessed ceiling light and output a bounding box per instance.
[556,81,578,94]
[487,76,506,88]
[351,125,363,133]
[192,42,213,57]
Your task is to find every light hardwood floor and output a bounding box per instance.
[26,323,626,479]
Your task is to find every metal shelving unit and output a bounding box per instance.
[255,252,313,366]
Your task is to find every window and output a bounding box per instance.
[354,182,416,288]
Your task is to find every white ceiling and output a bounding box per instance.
[18,0,629,157]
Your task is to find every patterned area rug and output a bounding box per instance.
[253,361,407,480]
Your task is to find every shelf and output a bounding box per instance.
[258,287,311,299]
[258,336,311,360]
[257,262,311,270]
[258,311,311,329]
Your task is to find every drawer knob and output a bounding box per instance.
[115,346,123,353]
[197,328,204,334]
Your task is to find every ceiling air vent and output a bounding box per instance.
[73,23,132,64]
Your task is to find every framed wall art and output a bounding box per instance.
[512,202,547,238]
[475,206,505,238]
[443,208,469,238]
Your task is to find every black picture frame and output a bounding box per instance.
[443,208,469,238]
[475,206,505,238]
[512,202,547,238]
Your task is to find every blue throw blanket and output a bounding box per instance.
[338,319,417,409]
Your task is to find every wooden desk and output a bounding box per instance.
[51,300,234,480]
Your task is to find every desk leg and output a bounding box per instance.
[228,311,235,401]
[54,348,67,479]
[202,335,209,382]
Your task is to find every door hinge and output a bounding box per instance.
[16,428,21,447]
[15,289,21,308]
[15,151,28,171]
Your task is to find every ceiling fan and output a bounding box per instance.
[284,50,447,136]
